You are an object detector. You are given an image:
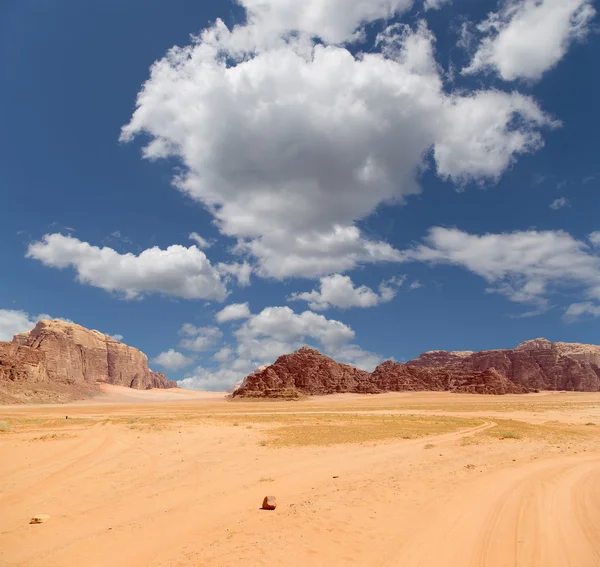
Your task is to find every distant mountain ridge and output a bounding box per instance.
[233,339,600,398]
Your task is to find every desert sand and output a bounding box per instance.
[1,388,600,566]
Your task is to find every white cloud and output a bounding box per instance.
[178,325,223,352]
[403,227,600,310]
[232,0,415,46]
[180,364,250,392]
[217,262,253,286]
[121,15,555,279]
[27,234,227,301]
[237,306,354,347]
[151,349,194,371]
[289,274,403,310]
[588,232,600,247]
[215,302,252,323]
[424,0,451,10]
[550,197,568,210]
[180,305,383,390]
[109,333,124,342]
[327,343,386,371]
[409,280,423,290]
[433,91,559,184]
[213,346,234,362]
[0,309,48,342]
[239,226,403,279]
[564,302,600,320]
[464,0,596,81]
[189,232,212,248]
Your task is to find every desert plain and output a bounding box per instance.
[1,386,600,567]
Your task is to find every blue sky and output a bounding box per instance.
[1,0,599,390]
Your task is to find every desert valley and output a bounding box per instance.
[1,320,600,566]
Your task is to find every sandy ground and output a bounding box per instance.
[1,389,599,566]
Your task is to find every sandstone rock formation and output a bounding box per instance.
[233,347,376,398]
[1,319,177,404]
[370,362,526,395]
[234,338,600,398]
[233,347,528,398]
[408,338,600,392]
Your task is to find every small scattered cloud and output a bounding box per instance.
[217,262,252,287]
[463,0,596,82]
[549,197,568,210]
[189,232,212,249]
[401,226,600,311]
[151,349,195,371]
[532,173,552,185]
[178,325,223,352]
[564,302,600,321]
[424,0,451,10]
[215,303,252,323]
[289,274,404,310]
[109,333,124,341]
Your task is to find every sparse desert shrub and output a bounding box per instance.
[424,443,435,449]
[259,440,268,446]
[499,431,521,440]
[0,421,12,432]
[585,422,596,426]
[233,422,240,427]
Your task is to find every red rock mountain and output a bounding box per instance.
[234,338,600,398]
[233,347,528,398]
[1,319,177,404]
[233,347,377,398]
[408,338,600,392]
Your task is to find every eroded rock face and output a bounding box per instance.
[10,319,177,390]
[0,342,48,384]
[233,347,528,398]
[408,338,600,392]
[235,337,600,398]
[370,362,526,395]
[232,347,375,398]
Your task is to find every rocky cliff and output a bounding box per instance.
[1,320,177,403]
[234,338,600,399]
[233,347,528,398]
[408,338,600,392]
[233,347,376,398]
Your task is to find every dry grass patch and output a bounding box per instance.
[476,419,599,444]
[261,414,483,447]
[1,416,96,434]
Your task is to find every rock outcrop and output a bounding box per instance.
[369,362,526,395]
[233,347,375,398]
[234,338,600,399]
[1,319,177,403]
[408,338,600,392]
[233,347,528,398]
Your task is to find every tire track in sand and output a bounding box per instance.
[378,455,600,567]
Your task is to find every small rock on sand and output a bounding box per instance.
[262,496,277,510]
[30,514,50,524]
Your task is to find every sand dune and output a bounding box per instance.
[1,392,599,566]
